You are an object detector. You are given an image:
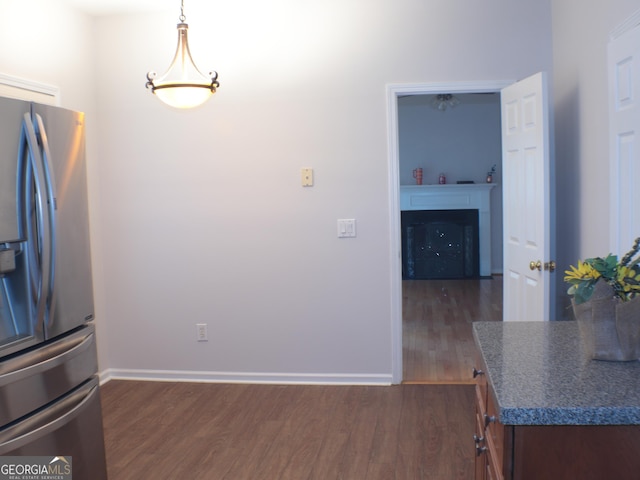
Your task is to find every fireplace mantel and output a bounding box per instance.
[400,184,497,276]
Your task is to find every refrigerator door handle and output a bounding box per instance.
[19,113,51,335]
[0,330,95,385]
[32,113,57,329]
[0,378,100,455]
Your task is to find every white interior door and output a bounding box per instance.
[609,20,640,254]
[501,72,553,322]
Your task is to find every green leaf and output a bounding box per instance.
[573,282,595,304]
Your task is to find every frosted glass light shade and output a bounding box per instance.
[146,23,219,109]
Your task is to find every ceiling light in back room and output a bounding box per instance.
[431,94,460,111]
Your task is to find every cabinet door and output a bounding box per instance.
[473,355,490,480]
[486,391,506,475]
[486,458,500,480]
[474,407,487,480]
[512,424,640,480]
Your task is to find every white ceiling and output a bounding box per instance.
[62,0,175,15]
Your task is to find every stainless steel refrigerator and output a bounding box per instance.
[0,96,107,479]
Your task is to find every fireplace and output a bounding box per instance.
[400,184,496,276]
[402,209,479,279]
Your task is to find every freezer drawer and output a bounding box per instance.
[0,324,98,426]
[0,376,107,480]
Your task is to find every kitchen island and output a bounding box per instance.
[472,321,640,480]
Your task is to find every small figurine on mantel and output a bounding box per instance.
[486,164,497,183]
[412,167,423,185]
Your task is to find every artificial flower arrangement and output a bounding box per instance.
[564,238,640,361]
[564,238,640,305]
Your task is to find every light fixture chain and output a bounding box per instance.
[179,0,186,22]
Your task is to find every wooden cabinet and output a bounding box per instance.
[473,353,640,480]
[473,321,640,480]
[473,353,510,480]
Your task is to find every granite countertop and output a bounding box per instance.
[473,321,640,426]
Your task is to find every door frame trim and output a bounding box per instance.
[609,7,640,40]
[0,73,59,105]
[386,80,513,384]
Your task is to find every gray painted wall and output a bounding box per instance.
[1,0,554,380]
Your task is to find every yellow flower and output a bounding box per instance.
[617,266,640,294]
[565,239,640,303]
[564,260,601,283]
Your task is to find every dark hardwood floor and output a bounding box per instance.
[101,381,475,480]
[101,278,501,479]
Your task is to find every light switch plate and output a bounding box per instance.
[337,219,356,238]
[301,168,314,187]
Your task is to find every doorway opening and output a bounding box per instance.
[386,81,511,384]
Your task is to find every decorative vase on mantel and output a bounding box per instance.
[572,281,640,361]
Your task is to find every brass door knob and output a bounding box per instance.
[544,261,557,272]
[529,260,542,271]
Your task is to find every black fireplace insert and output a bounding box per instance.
[401,209,479,280]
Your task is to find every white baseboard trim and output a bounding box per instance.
[99,368,393,386]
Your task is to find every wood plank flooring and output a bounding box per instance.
[101,278,500,478]
[403,277,503,383]
[101,381,475,480]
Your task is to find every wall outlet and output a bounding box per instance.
[196,323,208,342]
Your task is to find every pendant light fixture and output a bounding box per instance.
[146,0,219,109]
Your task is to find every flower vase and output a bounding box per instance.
[572,281,640,361]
